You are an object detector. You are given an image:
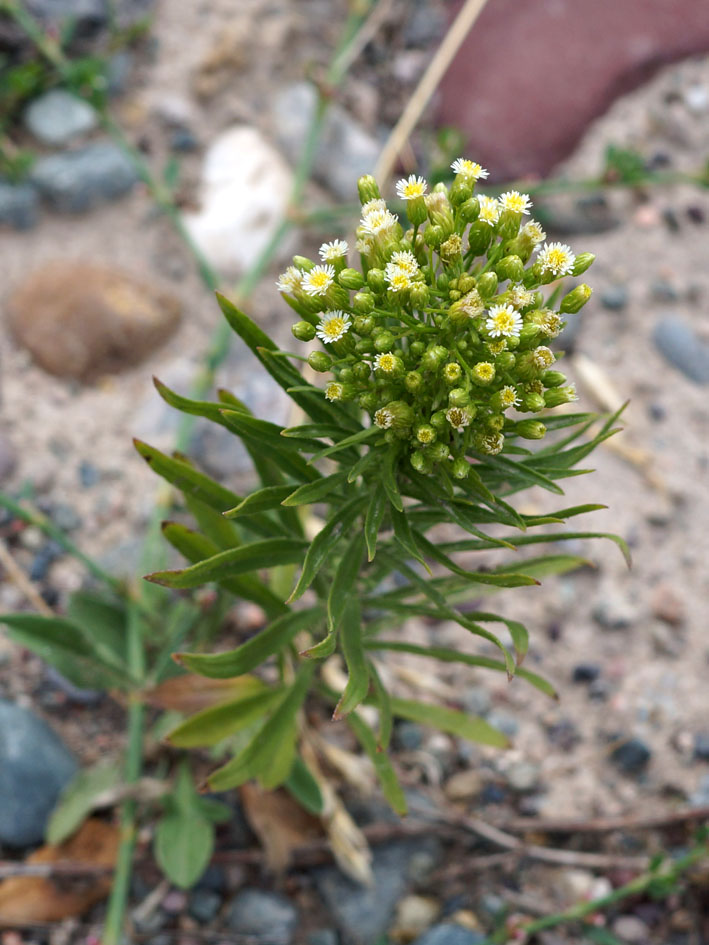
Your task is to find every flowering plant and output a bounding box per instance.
[139,161,626,813]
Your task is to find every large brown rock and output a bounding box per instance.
[5,262,181,380]
[438,0,709,180]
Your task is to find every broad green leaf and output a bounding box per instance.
[287,495,366,603]
[347,711,407,815]
[327,531,365,632]
[334,598,369,719]
[197,797,233,823]
[207,662,314,791]
[391,697,509,748]
[155,810,214,889]
[282,471,348,507]
[47,761,122,844]
[161,521,287,618]
[365,640,557,699]
[224,485,293,518]
[177,606,323,678]
[145,537,308,588]
[364,487,387,562]
[167,687,285,747]
[285,756,324,815]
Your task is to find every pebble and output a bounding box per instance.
[403,2,447,46]
[170,127,199,153]
[29,540,63,581]
[600,285,628,311]
[314,839,440,945]
[444,769,483,801]
[588,678,610,701]
[592,595,638,630]
[106,50,134,95]
[391,895,440,941]
[545,719,581,751]
[411,925,485,945]
[23,89,97,146]
[188,888,223,924]
[394,720,424,751]
[480,784,507,805]
[651,584,685,626]
[0,433,17,482]
[0,179,40,230]
[653,317,709,384]
[271,82,379,200]
[612,915,651,943]
[227,888,297,943]
[689,773,709,807]
[31,141,139,213]
[486,710,519,737]
[308,931,339,945]
[650,281,680,303]
[461,687,491,717]
[79,460,101,488]
[504,761,541,793]
[693,733,709,762]
[184,125,294,278]
[7,262,181,380]
[572,662,601,683]
[48,503,82,533]
[610,737,652,775]
[0,699,78,846]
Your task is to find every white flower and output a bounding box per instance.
[374,407,394,429]
[389,250,419,274]
[510,285,535,308]
[499,190,532,215]
[451,158,489,180]
[386,270,411,293]
[476,432,504,455]
[523,220,546,245]
[361,198,386,216]
[319,239,349,262]
[532,346,555,369]
[302,264,335,297]
[537,241,576,277]
[499,385,520,409]
[361,208,398,235]
[446,406,473,433]
[478,195,500,226]
[395,174,428,200]
[275,266,303,292]
[485,304,523,338]
[374,352,399,373]
[316,310,351,343]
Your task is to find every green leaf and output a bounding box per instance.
[391,698,509,748]
[369,662,393,750]
[155,810,214,889]
[365,640,557,699]
[288,495,366,603]
[441,530,630,567]
[334,598,369,719]
[145,537,308,588]
[224,485,294,518]
[161,522,288,618]
[152,378,229,428]
[327,530,365,632]
[310,426,381,463]
[390,505,430,572]
[134,438,241,514]
[282,423,345,440]
[167,687,285,747]
[66,591,126,666]
[282,471,348,507]
[381,448,403,511]
[412,531,540,588]
[285,756,324,815]
[300,629,338,660]
[364,487,388,562]
[473,451,565,494]
[177,606,323,679]
[347,448,379,484]
[220,409,320,484]
[207,662,314,791]
[184,493,241,550]
[347,711,407,815]
[47,761,122,844]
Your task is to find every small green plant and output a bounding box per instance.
[139,161,628,810]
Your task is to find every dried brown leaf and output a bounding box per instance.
[144,673,264,713]
[239,783,322,873]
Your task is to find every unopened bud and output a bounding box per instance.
[367,268,386,294]
[544,385,577,407]
[448,387,470,407]
[542,370,567,388]
[516,419,547,439]
[292,255,315,272]
[467,221,493,255]
[430,410,448,431]
[430,441,451,462]
[559,283,592,314]
[338,268,365,290]
[373,330,396,352]
[410,450,432,473]
[571,253,595,276]
[424,224,443,248]
[460,197,480,223]
[496,254,524,284]
[291,321,316,342]
[308,351,332,373]
[352,361,370,381]
[353,291,375,314]
[421,345,448,372]
[407,195,428,227]
[442,362,462,384]
[477,272,498,298]
[358,175,381,204]
[450,178,473,206]
[405,370,423,393]
[354,314,374,335]
[495,351,516,371]
[410,283,430,308]
[451,457,471,479]
[521,392,545,412]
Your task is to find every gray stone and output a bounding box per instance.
[592,595,638,630]
[23,89,97,146]
[504,760,541,793]
[611,915,650,943]
[314,840,440,945]
[412,925,485,945]
[693,732,709,762]
[403,1,447,47]
[572,662,601,683]
[394,720,424,751]
[0,432,18,482]
[0,700,78,846]
[600,285,628,311]
[31,141,139,213]
[271,82,379,200]
[308,931,339,945]
[689,773,709,807]
[461,686,491,717]
[610,737,651,775]
[188,888,222,923]
[486,710,518,737]
[227,888,297,944]
[106,50,135,95]
[653,317,709,385]
[0,179,40,230]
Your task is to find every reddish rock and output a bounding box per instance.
[438,0,709,180]
[651,583,686,626]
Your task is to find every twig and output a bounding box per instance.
[374,0,490,184]
[0,539,53,616]
[501,805,709,836]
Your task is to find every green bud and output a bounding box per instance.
[338,268,365,290]
[353,315,374,335]
[430,441,451,463]
[442,362,462,384]
[292,255,315,271]
[415,424,437,446]
[374,400,414,436]
[367,268,386,294]
[450,178,472,206]
[410,449,432,474]
[459,198,480,224]
[496,254,524,284]
[436,273,449,292]
[542,370,567,388]
[523,265,541,288]
[424,224,443,248]
[458,275,476,294]
[407,195,428,227]
[359,391,378,411]
[353,291,375,314]
[409,283,430,308]
[358,175,381,204]
[405,370,423,393]
[522,392,546,412]
[486,414,505,433]
[516,419,547,440]
[326,285,350,309]
[571,253,595,276]
[338,368,353,382]
[544,385,577,407]
[477,272,498,298]
[308,351,332,373]
[467,221,493,255]
[495,351,516,371]
[291,321,316,342]
[373,330,397,352]
[497,210,522,241]
[410,341,425,358]
[559,283,592,314]
[519,324,541,347]
[355,338,374,355]
[352,361,370,381]
[421,345,448,372]
[451,456,470,479]
[448,387,470,408]
[430,410,448,432]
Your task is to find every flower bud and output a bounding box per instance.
[339,368,354,382]
[436,273,449,292]
[497,211,522,241]
[373,330,397,352]
[521,392,545,412]
[522,265,541,288]
[354,315,374,335]
[486,414,505,433]
[472,361,495,385]
[353,291,375,314]
[559,283,592,314]
[442,362,462,384]
[326,285,350,309]
[421,345,448,372]
[338,268,365,290]
[458,274,476,294]
[410,449,432,473]
[519,323,541,347]
[571,252,595,276]
[460,197,480,223]
[405,370,423,393]
[292,255,315,271]
[407,195,428,227]
[409,283,430,308]
[543,385,577,407]
[373,400,414,435]
[515,419,547,439]
[292,321,316,342]
[496,254,524,284]
[467,221,493,255]
[542,370,567,388]
[430,441,451,462]
[424,224,443,248]
[448,387,471,408]
[358,175,381,204]
[367,268,386,294]
[450,178,473,206]
[308,351,332,373]
[477,272,498,298]
[410,341,425,358]
[358,391,378,411]
[415,424,437,446]
[355,338,374,355]
[495,351,516,371]
[451,456,470,479]
[430,410,448,431]
[352,361,370,381]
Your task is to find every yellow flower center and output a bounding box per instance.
[322,317,346,339]
[376,353,397,373]
[474,362,495,381]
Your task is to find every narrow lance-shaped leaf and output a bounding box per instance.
[333,597,370,719]
[368,661,393,751]
[390,697,510,749]
[327,530,366,633]
[282,471,349,507]
[166,687,285,748]
[364,486,387,562]
[347,711,407,815]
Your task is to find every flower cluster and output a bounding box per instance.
[277,161,594,478]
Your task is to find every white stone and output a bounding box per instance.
[184,126,294,278]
